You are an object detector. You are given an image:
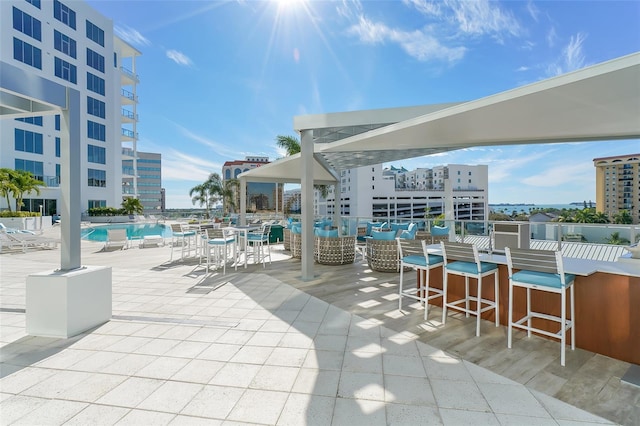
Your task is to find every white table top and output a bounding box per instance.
[426,245,640,278]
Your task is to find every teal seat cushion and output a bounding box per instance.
[209,237,235,245]
[366,222,382,236]
[390,223,410,233]
[247,233,267,241]
[174,231,196,237]
[511,270,575,288]
[402,254,443,267]
[399,223,418,239]
[291,224,301,234]
[447,260,497,274]
[316,228,339,238]
[371,230,396,240]
[431,226,449,236]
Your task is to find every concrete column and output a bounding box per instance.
[301,129,314,280]
[444,177,455,240]
[60,89,81,271]
[240,177,247,226]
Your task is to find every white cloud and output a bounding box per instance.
[546,32,587,76]
[402,0,442,17]
[114,25,150,46]
[526,1,540,22]
[522,161,592,187]
[166,49,194,67]
[347,16,466,63]
[446,0,521,39]
[546,27,557,48]
[162,148,221,182]
[176,124,238,159]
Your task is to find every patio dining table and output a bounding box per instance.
[227,225,261,268]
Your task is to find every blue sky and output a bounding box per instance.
[86,0,640,209]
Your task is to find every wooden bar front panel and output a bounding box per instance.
[419,266,639,364]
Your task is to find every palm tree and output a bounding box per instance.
[605,231,629,245]
[0,168,19,212]
[221,178,239,215]
[276,135,301,156]
[189,173,223,218]
[592,211,610,224]
[121,197,144,215]
[7,170,45,212]
[276,134,329,198]
[612,210,633,224]
[573,208,595,223]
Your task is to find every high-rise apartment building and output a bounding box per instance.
[1,0,151,215]
[321,163,489,221]
[127,151,161,212]
[594,154,640,224]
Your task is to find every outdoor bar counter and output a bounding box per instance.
[420,247,640,364]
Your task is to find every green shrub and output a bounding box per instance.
[87,207,126,216]
[0,211,40,218]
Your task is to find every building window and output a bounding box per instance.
[15,158,43,181]
[87,144,106,164]
[87,169,106,187]
[55,137,60,157]
[86,48,105,73]
[13,7,41,41]
[15,116,43,126]
[86,20,104,46]
[55,114,60,131]
[56,164,61,184]
[54,57,77,83]
[88,200,106,209]
[86,72,105,96]
[87,96,105,118]
[53,0,76,30]
[87,120,106,141]
[14,129,43,154]
[13,37,41,69]
[26,0,41,8]
[54,30,76,58]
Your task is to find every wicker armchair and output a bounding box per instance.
[366,237,404,272]
[291,231,302,259]
[283,228,291,251]
[314,235,356,265]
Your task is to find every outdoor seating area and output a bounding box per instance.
[1,232,637,425]
[0,226,60,254]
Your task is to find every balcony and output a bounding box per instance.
[121,148,136,158]
[121,128,137,141]
[121,88,138,104]
[120,66,139,84]
[121,108,138,123]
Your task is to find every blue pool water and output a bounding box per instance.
[82,223,172,242]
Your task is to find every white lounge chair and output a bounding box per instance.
[104,229,129,250]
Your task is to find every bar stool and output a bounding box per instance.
[169,223,197,261]
[203,228,237,274]
[397,238,444,320]
[440,241,499,336]
[247,223,272,267]
[505,247,575,366]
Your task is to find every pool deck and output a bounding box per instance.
[1,226,638,425]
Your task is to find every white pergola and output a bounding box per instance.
[1,61,82,271]
[240,52,640,280]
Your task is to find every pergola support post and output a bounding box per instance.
[301,129,314,280]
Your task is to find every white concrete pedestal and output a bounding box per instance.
[26,265,112,338]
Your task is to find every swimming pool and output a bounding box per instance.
[82,223,172,242]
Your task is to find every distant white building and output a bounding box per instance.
[318,163,489,221]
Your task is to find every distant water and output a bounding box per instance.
[489,203,589,215]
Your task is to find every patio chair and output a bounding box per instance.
[397,238,444,320]
[505,247,575,366]
[203,227,237,274]
[314,229,356,265]
[247,223,272,267]
[0,232,27,253]
[169,223,197,261]
[440,241,499,337]
[366,229,401,272]
[104,229,128,251]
